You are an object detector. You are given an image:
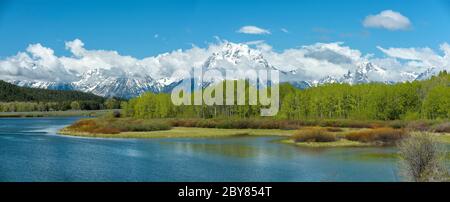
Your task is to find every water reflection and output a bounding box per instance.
[161,137,296,159]
[0,117,410,181]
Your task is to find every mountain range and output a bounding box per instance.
[4,42,443,98]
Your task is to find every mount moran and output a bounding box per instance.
[2,42,444,98]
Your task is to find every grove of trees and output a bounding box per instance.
[122,71,449,121]
[0,80,121,112]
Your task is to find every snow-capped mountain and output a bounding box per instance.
[415,67,438,80]
[72,68,159,98]
[204,42,274,71]
[313,62,428,86]
[9,80,75,91]
[4,42,445,98]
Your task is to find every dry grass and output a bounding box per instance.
[291,128,337,143]
[60,127,295,138]
[432,122,450,133]
[406,120,435,132]
[345,127,408,144]
[169,118,393,130]
[170,119,302,130]
[66,118,172,134]
[325,127,344,132]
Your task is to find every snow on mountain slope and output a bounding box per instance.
[4,42,446,98]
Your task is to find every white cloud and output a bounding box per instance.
[1,38,449,84]
[281,28,289,33]
[377,43,450,68]
[363,10,411,30]
[262,42,361,80]
[65,39,86,57]
[237,25,271,35]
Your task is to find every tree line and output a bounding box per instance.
[122,71,449,120]
[0,80,122,112]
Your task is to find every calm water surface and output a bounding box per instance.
[0,117,401,182]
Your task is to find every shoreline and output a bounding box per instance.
[280,139,371,148]
[58,126,381,148]
[59,127,296,139]
[0,110,114,118]
[59,125,450,148]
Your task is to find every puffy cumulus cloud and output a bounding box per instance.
[363,10,411,30]
[60,39,142,76]
[65,39,86,57]
[237,25,271,35]
[245,40,273,52]
[262,42,360,80]
[372,43,450,82]
[139,45,214,78]
[0,39,214,82]
[1,38,449,84]
[377,43,450,69]
[0,43,75,82]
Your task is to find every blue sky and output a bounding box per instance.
[0,0,449,58]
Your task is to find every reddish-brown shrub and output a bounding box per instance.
[406,120,433,132]
[345,128,407,144]
[292,128,337,143]
[432,122,450,133]
[325,127,344,132]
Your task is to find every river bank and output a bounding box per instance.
[1,117,406,181]
[0,110,114,118]
[59,127,295,139]
[59,117,450,148]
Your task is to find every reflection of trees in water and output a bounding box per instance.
[161,138,295,159]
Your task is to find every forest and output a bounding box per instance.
[122,71,449,121]
[0,80,121,112]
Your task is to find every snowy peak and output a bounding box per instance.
[353,62,387,83]
[315,62,390,85]
[204,42,272,70]
[9,80,75,91]
[72,68,159,98]
[5,41,447,98]
[416,67,436,80]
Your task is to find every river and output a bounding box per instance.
[0,117,400,182]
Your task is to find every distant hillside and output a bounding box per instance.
[0,80,105,103]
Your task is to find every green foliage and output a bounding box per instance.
[104,98,121,109]
[0,80,107,112]
[123,71,450,121]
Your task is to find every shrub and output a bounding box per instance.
[388,120,407,129]
[345,128,407,144]
[91,127,121,134]
[432,122,450,133]
[168,118,389,130]
[112,110,121,118]
[67,118,171,134]
[67,119,98,132]
[292,128,337,143]
[406,120,434,132]
[170,119,298,130]
[325,127,344,132]
[318,120,381,129]
[398,132,449,182]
